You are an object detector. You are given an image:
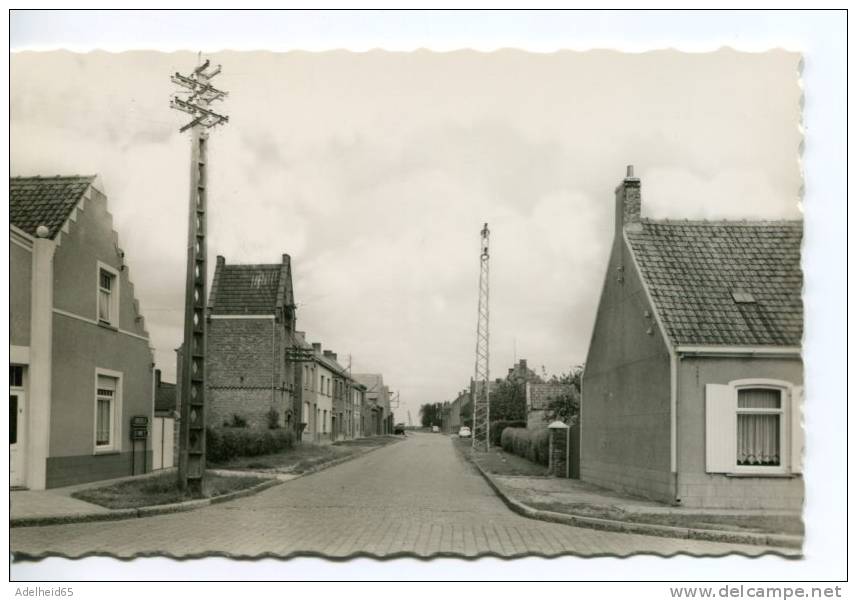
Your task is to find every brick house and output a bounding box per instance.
[321,350,350,441]
[581,166,804,510]
[10,175,154,489]
[295,337,367,442]
[353,374,391,436]
[206,255,300,433]
[526,382,577,429]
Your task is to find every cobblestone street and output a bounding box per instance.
[11,433,794,559]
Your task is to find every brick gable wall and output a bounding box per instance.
[207,317,290,429]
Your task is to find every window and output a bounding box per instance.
[10,366,23,388]
[94,371,121,452]
[323,409,327,433]
[97,263,120,326]
[737,388,782,466]
[304,366,309,389]
[706,380,803,475]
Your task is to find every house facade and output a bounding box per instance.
[296,340,333,442]
[581,166,804,510]
[442,388,469,433]
[206,255,300,433]
[353,373,391,435]
[350,380,366,438]
[10,175,154,489]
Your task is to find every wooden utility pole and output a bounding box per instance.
[170,56,228,493]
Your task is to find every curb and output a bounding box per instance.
[11,477,281,529]
[297,437,402,477]
[470,459,802,550]
[11,437,403,529]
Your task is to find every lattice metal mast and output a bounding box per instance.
[171,57,229,493]
[472,223,491,451]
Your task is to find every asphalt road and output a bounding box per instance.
[11,432,787,558]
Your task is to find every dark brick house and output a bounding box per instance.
[206,254,300,433]
[581,166,804,510]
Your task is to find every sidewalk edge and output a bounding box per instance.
[11,437,404,529]
[470,459,803,550]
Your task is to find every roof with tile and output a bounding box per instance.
[209,255,293,315]
[10,175,96,238]
[625,219,803,347]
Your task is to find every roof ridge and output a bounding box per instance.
[638,217,803,227]
[11,174,97,181]
[222,263,281,270]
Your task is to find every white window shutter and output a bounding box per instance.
[706,384,736,473]
[791,386,805,474]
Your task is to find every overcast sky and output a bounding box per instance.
[10,49,801,422]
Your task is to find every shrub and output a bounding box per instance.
[227,414,247,428]
[266,408,280,429]
[206,426,295,463]
[489,420,527,447]
[500,427,550,466]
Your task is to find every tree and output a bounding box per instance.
[489,379,526,422]
[543,364,584,424]
[419,402,444,427]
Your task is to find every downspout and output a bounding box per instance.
[272,318,276,413]
[671,349,680,504]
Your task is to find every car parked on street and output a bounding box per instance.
[458,426,471,438]
[431,425,440,433]
[394,423,406,435]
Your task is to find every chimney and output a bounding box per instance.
[519,359,527,370]
[615,164,642,234]
[216,255,225,266]
[323,350,334,358]
[312,342,322,352]
[155,368,162,389]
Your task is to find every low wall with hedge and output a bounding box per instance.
[500,427,550,466]
[206,427,295,463]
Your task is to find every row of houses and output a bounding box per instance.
[10,175,393,491]
[440,359,575,433]
[443,166,804,512]
[198,253,394,443]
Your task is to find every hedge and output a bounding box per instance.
[489,420,527,447]
[206,427,295,463]
[500,427,550,466]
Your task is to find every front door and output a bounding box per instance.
[10,390,26,487]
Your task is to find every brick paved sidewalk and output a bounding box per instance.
[476,463,803,545]
[11,470,169,520]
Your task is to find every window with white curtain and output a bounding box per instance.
[94,371,121,452]
[705,380,803,475]
[736,388,782,466]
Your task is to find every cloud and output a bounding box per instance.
[10,50,802,419]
